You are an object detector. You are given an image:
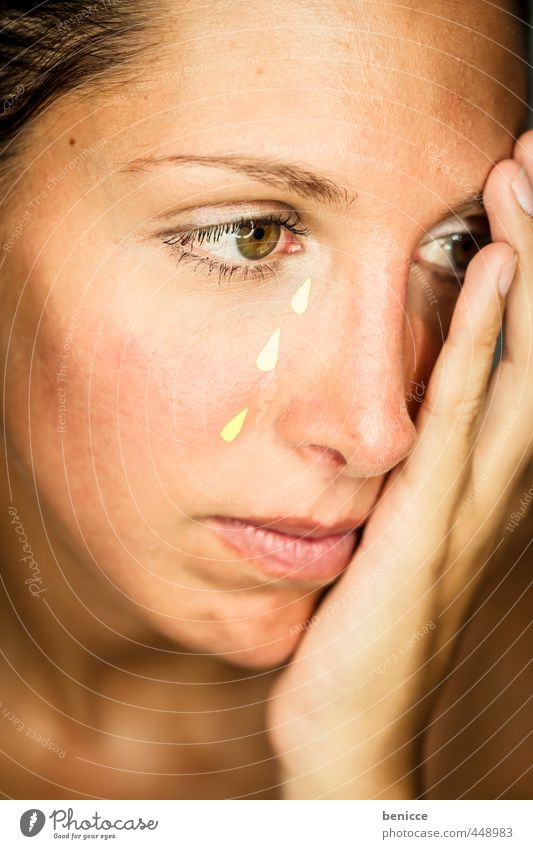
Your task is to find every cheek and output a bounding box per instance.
[4,227,280,541]
[79,294,281,524]
[116,306,267,451]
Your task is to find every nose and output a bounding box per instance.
[274,265,418,479]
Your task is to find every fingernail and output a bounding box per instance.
[511,168,533,215]
[498,255,517,298]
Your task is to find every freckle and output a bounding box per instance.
[256,326,280,371]
[220,407,248,442]
[68,137,76,146]
[256,66,264,75]
[291,277,312,314]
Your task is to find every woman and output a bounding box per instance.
[0,0,531,799]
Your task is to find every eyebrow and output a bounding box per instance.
[119,153,357,211]
[120,152,485,225]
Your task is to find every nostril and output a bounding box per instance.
[306,444,347,467]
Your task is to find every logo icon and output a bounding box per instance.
[20,809,46,837]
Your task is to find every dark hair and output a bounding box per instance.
[0,1,153,174]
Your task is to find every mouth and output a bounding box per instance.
[204,514,362,582]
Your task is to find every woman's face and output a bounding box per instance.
[0,0,526,666]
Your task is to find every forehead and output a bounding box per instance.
[149,0,526,128]
[48,1,529,224]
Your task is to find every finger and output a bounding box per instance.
[474,142,533,496]
[403,241,515,506]
[513,127,533,174]
[483,155,533,365]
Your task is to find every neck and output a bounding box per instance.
[0,449,172,701]
[0,441,270,722]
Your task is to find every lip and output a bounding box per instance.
[204,515,362,582]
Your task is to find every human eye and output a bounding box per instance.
[161,208,309,285]
[413,214,492,285]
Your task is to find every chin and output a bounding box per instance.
[219,591,322,669]
[214,629,304,670]
[148,589,317,670]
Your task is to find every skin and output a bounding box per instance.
[0,0,530,798]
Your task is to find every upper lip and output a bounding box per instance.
[207,515,364,539]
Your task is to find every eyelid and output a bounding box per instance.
[168,215,306,254]
[163,210,308,249]
[160,207,310,285]
[419,208,488,244]
[154,199,302,233]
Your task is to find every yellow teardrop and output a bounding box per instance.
[291,277,311,315]
[220,407,248,442]
[256,327,280,371]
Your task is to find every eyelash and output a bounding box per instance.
[415,217,492,285]
[162,212,309,285]
[160,210,489,288]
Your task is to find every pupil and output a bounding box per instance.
[451,232,489,271]
[235,221,281,260]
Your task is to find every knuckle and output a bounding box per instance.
[422,385,482,426]
[475,326,501,358]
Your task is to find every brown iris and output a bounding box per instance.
[446,223,491,274]
[235,222,281,260]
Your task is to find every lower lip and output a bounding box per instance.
[205,517,359,581]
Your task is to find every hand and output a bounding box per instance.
[267,130,533,800]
